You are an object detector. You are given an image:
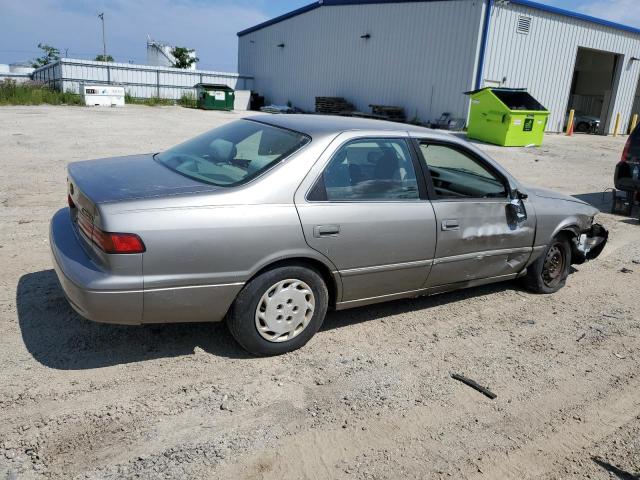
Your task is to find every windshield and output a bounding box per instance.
[155,120,310,186]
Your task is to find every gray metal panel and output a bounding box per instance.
[238,0,484,122]
[484,2,640,133]
[31,59,253,100]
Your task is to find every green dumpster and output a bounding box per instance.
[465,87,549,146]
[195,83,235,111]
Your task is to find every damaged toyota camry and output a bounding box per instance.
[50,115,608,355]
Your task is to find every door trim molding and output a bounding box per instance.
[339,259,433,277]
[433,246,532,265]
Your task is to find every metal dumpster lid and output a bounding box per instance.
[194,83,234,91]
[464,87,528,95]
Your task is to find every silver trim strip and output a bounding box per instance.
[433,247,532,265]
[339,259,433,277]
[337,288,427,307]
[86,282,245,294]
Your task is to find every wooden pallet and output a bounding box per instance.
[315,97,355,114]
[369,104,406,122]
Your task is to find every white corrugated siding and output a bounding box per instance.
[31,59,254,100]
[484,2,640,133]
[238,0,485,123]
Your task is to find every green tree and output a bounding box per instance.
[171,47,198,69]
[94,54,114,62]
[31,43,60,68]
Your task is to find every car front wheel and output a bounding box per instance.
[524,236,571,294]
[227,265,329,356]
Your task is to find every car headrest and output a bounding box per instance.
[209,139,237,162]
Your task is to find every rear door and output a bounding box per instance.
[413,139,536,287]
[294,132,437,304]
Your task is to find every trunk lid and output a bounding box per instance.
[67,153,220,204]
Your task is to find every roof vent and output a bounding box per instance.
[517,15,532,34]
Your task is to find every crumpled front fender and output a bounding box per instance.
[572,223,608,264]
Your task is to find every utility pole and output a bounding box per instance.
[98,12,106,59]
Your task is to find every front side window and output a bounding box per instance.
[155,120,309,186]
[419,143,507,199]
[317,138,419,201]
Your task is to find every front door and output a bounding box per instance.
[414,140,536,287]
[295,136,437,303]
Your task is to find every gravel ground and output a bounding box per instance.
[1,105,639,480]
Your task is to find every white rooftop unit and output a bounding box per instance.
[146,37,197,70]
[82,85,125,107]
[9,63,34,75]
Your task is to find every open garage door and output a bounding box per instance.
[631,76,640,133]
[566,48,622,134]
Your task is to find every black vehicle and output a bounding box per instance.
[613,123,640,217]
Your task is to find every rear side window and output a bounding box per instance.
[313,138,419,201]
[419,143,507,199]
[155,120,309,186]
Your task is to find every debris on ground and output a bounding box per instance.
[451,373,497,400]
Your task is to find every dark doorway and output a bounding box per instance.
[566,47,622,134]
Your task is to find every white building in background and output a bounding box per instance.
[31,58,253,100]
[237,0,640,134]
[147,37,198,70]
[0,62,35,83]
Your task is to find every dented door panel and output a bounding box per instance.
[425,199,536,287]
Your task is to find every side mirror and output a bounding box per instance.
[506,197,528,226]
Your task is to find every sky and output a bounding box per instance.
[1,0,639,72]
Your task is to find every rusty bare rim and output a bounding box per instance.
[255,279,315,343]
[542,243,565,288]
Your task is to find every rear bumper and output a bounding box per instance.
[573,223,608,264]
[50,208,243,325]
[614,163,640,192]
[50,208,144,325]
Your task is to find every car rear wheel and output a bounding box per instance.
[575,122,589,133]
[227,265,329,356]
[523,236,571,294]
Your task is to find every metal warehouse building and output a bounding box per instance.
[237,0,640,134]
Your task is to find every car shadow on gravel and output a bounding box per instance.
[18,269,536,369]
[17,270,252,370]
[321,281,516,331]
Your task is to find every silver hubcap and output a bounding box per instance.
[255,279,315,343]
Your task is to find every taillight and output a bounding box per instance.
[619,136,631,165]
[68,194,76,208]
[91,226,146,254]
[76,216,145,254]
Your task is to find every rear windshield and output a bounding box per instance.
[155,120,310,186]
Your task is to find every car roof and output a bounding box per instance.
[245,113,448,138]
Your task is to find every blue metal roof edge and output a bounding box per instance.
[510,0,640,35]
[237,0,453,37]
[237,1,320,37]
[237,0,640,37]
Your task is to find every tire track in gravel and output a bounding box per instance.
[467,378,640,479]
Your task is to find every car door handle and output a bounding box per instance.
[313,224,340,238]
[441,219,459,231]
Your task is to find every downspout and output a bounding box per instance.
[474,0,493,90]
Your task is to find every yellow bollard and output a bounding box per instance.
[631,114,638,134]
[566,109,575,136]
[613,112,621,137]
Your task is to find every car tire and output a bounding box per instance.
[575,122,589,133]
[226,265,329,356]
[523,235,572,294]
